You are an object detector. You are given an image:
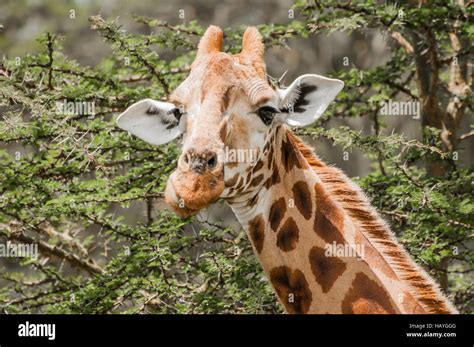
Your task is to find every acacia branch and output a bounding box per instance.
[46,33,55,90]
[391,32,414,54]
[0,222,103,275]
[459,130,474,142]
[89,15,170,96]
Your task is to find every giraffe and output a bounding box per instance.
[117,26,457,314]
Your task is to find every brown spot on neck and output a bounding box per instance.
[224,173,239,188]
[341,272,397,314]
[314,183,346,245]
[249,174,264,187]
[269,197,287,232]
[263,159,280,189]
[309,246,347,293]
[235,176,244,190]
[281,132,308,173]
[248,214,265,254]
[245,192,260,208]
[292,181,313,220]
[281,135,303,173]
[266,146,273,170]
[276,217,299,252]
[251,160,264,173]
[245,170,252,183]
[226,161,238,169]
[269,266,312,314]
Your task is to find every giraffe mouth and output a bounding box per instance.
[164,170,225,217]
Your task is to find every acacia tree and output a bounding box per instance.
[0,0,472,313]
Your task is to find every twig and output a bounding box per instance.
[391,32,414,54]
[46,33,55,90]
[459,130,474,142]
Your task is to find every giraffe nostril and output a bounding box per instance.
[182,150,219,173]
[207,155,217,170]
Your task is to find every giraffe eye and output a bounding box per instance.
[256,106,279,125]
[161,107,185,130]
[168,107,184,122]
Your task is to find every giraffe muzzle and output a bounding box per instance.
[164,168,225,217]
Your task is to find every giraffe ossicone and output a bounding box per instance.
[117,25,457,314]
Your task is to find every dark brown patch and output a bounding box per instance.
[235,177,244,190]
[245,171,252,183]
[341,272,397,314]
[236,186,247,195]
[314,183,345,245]
[224,173,239,188]
[309,246,347,293]
[251,160,264,173]
[245,193,260,208]
[222,86,232,111]
[269,197,287,232]
[277,217,299,252]
[264,162,281,189]
[248,214,265,254]
[263,141,270,153]
[292,181,312,220]
[226,161,238,169]
[269,266,312,314]
[267,146,274,169]
[281,134,307,173]
[249,174,264,187]
[219,121,228,142]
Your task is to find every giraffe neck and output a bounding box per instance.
[226,125,456,314]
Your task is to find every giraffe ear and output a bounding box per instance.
[278,74,344,127]
[116,99,186,146]
[196,25,223,58]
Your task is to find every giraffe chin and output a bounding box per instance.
[164,170,225,218]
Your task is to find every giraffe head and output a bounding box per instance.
[117,26,343,217]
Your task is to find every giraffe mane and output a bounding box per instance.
[286,130,457,314]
